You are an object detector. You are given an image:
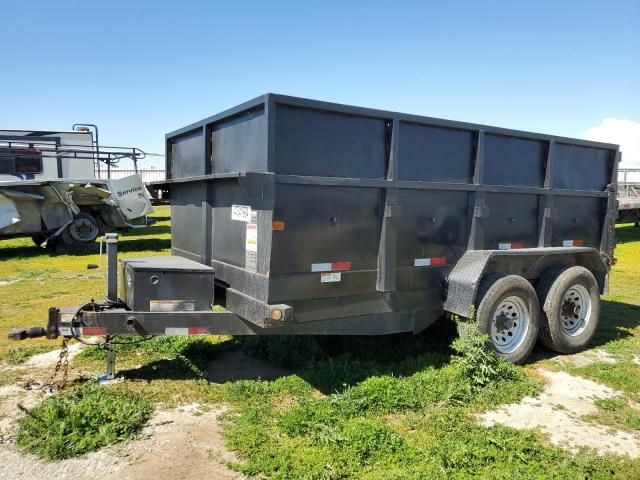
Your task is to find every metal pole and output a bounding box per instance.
[624,169,629,196]
[73,124,100,177]
[105,345,116,380]
[98,341,118,384]
[94,125,100,177]
[106,233,118,302]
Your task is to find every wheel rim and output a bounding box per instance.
[490,295,530,354]
[560,284,591,336]
[69,217,98,242]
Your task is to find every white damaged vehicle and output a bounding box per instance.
[0,127,153,248]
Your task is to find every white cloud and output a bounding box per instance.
[584,118,640,167]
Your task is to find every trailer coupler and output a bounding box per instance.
[8,306,65,341]
[8,326,48,341]
[7,299,128,342]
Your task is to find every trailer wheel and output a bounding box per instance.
[61,213,100,244]
[536,266,600,354]
[475,275,540,364]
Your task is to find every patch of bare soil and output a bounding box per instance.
[0,350,120,480]
[0,443,121,480]
[479,369,640,457]
[20,342,85,369]
[0,342,88,433]
[206,349,290,383]
[551,349,618,368]
[102,404,243,480]
[0,404,243,480]
[0,343,244,480]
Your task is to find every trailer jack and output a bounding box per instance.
[8,234,127,384]
[98,342,121,385]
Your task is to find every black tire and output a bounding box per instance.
[60,212,100,245]
[475,274,540,364]
[536,266,600,354]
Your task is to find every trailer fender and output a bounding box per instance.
[443,247,609,319]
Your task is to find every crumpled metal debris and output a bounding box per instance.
[0,174,153,241]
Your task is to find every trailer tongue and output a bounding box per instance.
[8,94,619,368]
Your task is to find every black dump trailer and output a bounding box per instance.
[15,94,620,365]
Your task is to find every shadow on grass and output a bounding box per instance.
[591,299,640,346]
[119,337,236,381]
[121,358,206,381]
[0,236,171,259]
[118,238,171,253]
[115,299,640,392]
[616,223,640,244]
[120,225,171,237]
[118,319,457,394]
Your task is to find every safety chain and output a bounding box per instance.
[46,337,70,391]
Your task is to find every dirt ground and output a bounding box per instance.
[0,402,243,480]
[479,369,640,457]
[0,344,245,480]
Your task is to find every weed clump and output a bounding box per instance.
[17,382,152,460]
[451,325,519,392]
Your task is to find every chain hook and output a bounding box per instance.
[45,337,70,391]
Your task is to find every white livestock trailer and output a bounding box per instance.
[0,127,153,248]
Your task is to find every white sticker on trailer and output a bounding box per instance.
[414,258,432,267]
[311,263,332,272]
[231,204,252,222]
[59,327,72,337]
[165,327,189,336]
[245,224,258,252]
[321,272,341,283]
[150,300,195,312]
[245,223,258,272]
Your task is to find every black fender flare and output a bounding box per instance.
[443,247,609,318]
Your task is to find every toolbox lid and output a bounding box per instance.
[121,256,214,273]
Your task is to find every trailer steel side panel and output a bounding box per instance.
[161,94,618,333]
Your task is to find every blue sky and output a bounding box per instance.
[1,0,639,168]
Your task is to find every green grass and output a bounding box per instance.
[0,206,171,354]
[16,382,152,460]
[3,213,640,476]
[220,331,636,479]
[583,398,640,433]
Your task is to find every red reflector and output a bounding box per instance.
[511,242,524,249]
[431,257,447,266]
[331,261,351,271]
[83,326,107,335]
[188,327,209,335]
[573,239,584,246]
